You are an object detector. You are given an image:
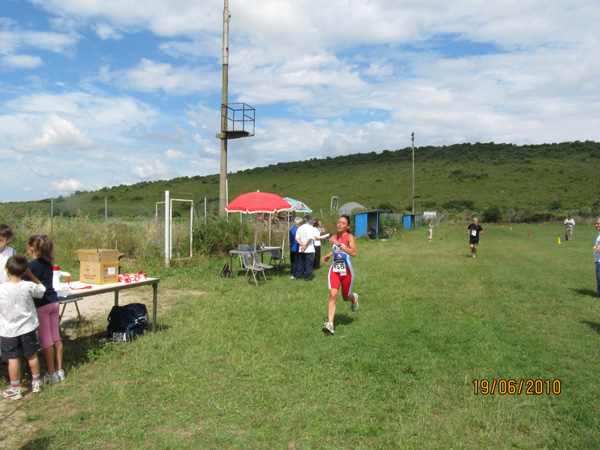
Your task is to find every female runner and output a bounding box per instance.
[321,215,359,335]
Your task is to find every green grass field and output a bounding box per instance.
[5,224,600,449]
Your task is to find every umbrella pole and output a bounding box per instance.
[254,214,258,248]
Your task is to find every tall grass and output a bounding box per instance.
[1,212,249,276]
[4,223,599,449]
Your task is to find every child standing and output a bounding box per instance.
[0,255,46,400]
[0,224,16,284]
[24,235,65,383]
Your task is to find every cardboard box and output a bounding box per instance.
[78,249,121,284]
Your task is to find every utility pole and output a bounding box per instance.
[215,1,254,216]
[218,0,230,215]
[411,132,415,215]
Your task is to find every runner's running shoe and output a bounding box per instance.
[351,293,359,312]
[322,322,334,335]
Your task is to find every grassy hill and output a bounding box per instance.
[2,141,600,220]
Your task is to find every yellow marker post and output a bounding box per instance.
[558,237,561,245]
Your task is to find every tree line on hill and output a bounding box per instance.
[1,141,599,223]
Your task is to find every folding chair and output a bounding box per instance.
[251,251,273,278]
[241,252,265,286]
[235,245,252,268]
[268,248,288,268]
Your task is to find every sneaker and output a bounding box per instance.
[32,382,42,394]
[351,293,359,312]
[473,254,476,258]
[57,370,65,382]
[43,373,60,385]
[322,322,334,335]
[1,388,22,400]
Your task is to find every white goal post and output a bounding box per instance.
[156,191,194,267]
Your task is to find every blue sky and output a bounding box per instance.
[1,0,599,202]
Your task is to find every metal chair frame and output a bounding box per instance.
[241,252,265,286]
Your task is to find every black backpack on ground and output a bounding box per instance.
[220,263,232,278]
[107,303,148,342]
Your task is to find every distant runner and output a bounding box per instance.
[467,217,483,258]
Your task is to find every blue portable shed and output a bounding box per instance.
[354,210,392,239]
[402,214,423,230]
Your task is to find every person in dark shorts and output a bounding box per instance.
[0,255,46,400]
[467,217,483,258]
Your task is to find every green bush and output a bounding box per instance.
[441,200,475,212]
[523,212,554,223]
[548,200,563,211]
[482,205,502,223]
[195,216,252,256]
[377,202,395,212]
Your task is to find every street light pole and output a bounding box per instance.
[411,132,415,216]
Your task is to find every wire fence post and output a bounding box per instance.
[50,198,54,238]
[164,190,170,267]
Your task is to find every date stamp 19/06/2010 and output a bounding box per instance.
[472,379,562,395]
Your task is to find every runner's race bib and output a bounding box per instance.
[471,229,477,237]
[332,247,347,275]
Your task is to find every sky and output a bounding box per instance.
[1,0,599,202]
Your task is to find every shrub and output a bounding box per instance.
[548,200,563,211]
[523,212,554,223]
[441,200,475,212]
[482,205,502,223]
[377,202,395,212]
[195,216,252,257]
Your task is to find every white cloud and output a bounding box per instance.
[29,0,223,37]
[3,93,160,154]
[13,114,95,151]
[29,166,52,177]
[93,23,124,40]
[165,149,186,159]
[20,30,79,53]
[131,158,172,179]
[1,54,43,69]
[52,178,84,194]
[0,24,78,56]
[104,58,220,95]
